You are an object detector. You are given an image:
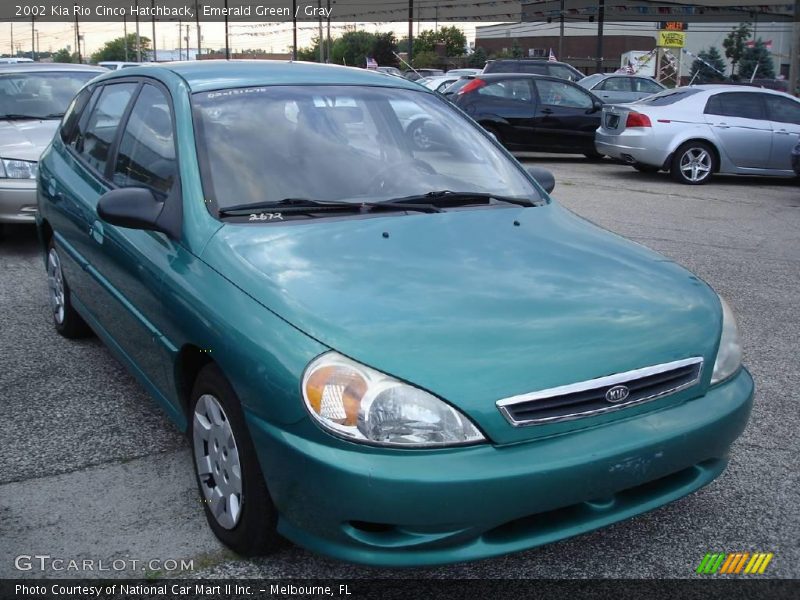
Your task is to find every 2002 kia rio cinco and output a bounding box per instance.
[37,61,753,567]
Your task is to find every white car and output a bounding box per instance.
[419,75,461,94]
[97,61,145,70]
[595,85,800,184]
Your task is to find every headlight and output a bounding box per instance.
[0,158,38,179]
[711,296,743,385]
[302,352,485,447]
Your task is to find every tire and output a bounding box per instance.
[46,239,91,338]
[670,141,715,185]
[189,363,284,556]
[633,163,660,173]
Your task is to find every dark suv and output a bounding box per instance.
[483,59,584,82]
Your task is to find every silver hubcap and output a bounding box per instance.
[47,248,65,325]
[679,148,712,182]
[193,394,243,530]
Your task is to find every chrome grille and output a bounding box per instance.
[497,357,704,427]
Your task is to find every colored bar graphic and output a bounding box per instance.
[697,552,773,575]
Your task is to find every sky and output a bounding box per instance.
[0,20,487,58]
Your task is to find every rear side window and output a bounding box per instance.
[704,92,766,120]
[535,79,593,109]
[597,77,630,92]
[633,78,663,93]
[478,79,532,102]
[112,84,177,196]
[60,86,93,143]
[764,95,800,125]
[519,63,548,75]
[75,83,137,174]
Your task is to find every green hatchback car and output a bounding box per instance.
[36,61,753,567]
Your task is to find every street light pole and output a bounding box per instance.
[595,0,605,73]
[31,16,35,61]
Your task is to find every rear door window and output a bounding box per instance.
[478,79,533,102]
[75,83,137,175]
[535,79,593,109]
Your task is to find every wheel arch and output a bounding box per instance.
[666,137,722,173]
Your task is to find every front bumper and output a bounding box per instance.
[247,368,753,567]
[0,180,37,223]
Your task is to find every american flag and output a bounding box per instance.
[548,48,557,62]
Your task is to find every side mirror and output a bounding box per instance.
[97,187,179,239]
[592,99,603,112]
[525,166,556,194]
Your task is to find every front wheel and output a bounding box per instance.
[46,240,91,338]
[671,141,715,185]
[190,363,284,556]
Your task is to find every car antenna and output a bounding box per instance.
[393,51,421,79]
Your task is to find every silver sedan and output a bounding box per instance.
[0,63,105,228]
[577,73,665,104]
[595,85,800,184]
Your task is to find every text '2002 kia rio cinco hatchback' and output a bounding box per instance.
[37,61,753,567]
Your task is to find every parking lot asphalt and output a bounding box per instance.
[1,156,798,579]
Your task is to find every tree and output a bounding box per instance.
[297,36,321,62]
[91,34,150,63]
[411,51,440,69]
[722,23,751,76]
[406,26,468,58]
[511,39,524,59]
[371,32,398,67]
[52,48,75,63]
[738,39,775,80]
[330,31,375,67]
[689,46,727,83]
[468,47,488,69]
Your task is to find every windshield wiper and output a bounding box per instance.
[218,197,442,217]
[386,190,539,208]
[0,113,63,120]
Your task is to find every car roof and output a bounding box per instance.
[0,62,107,74]
[98,59,425,93]
[690,84,796,97]
[472,72,570,84]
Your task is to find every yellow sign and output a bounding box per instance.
[658,31,686,48]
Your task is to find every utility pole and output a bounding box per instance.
[74,6,81,63]
[292,0,297,59]
[558,0,564,59]
[224,0,230,59]
[326,0,331,62]
[135,0,141,62]
[408,0,413,64]
[10,21,13,57]
[31,16,35,61]
[178,21,182,61]
[151,0,157,62]
[195,0,202,58]
[790,0,800,97]
[185,24,190,60]
[595,0,605,73]
[124,15,128,61]
[318,0,323,62]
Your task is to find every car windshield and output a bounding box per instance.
[0,71,98,119]
[192,85,540,210]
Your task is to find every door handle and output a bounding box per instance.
[715,123,731,129]
[775,130,791,135]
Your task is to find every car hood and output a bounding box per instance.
[202,203,722,444]
[0,119,59,162]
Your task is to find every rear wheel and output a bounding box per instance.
[190,363,284,556]
[46,240,91,338]
[670,141,715,185]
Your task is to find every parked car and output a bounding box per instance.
[450,73,604,157]
[0,62,105,232]
[419,75,461,94]
[577,73,665,104]
[446,68,482,76]
[97,61,146,70]
[404,68,444,81]
[596,85,800,184]
[376,66,403,78]
[483,59,584,81]
[38,60,751,567]
[792,140,800,176]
